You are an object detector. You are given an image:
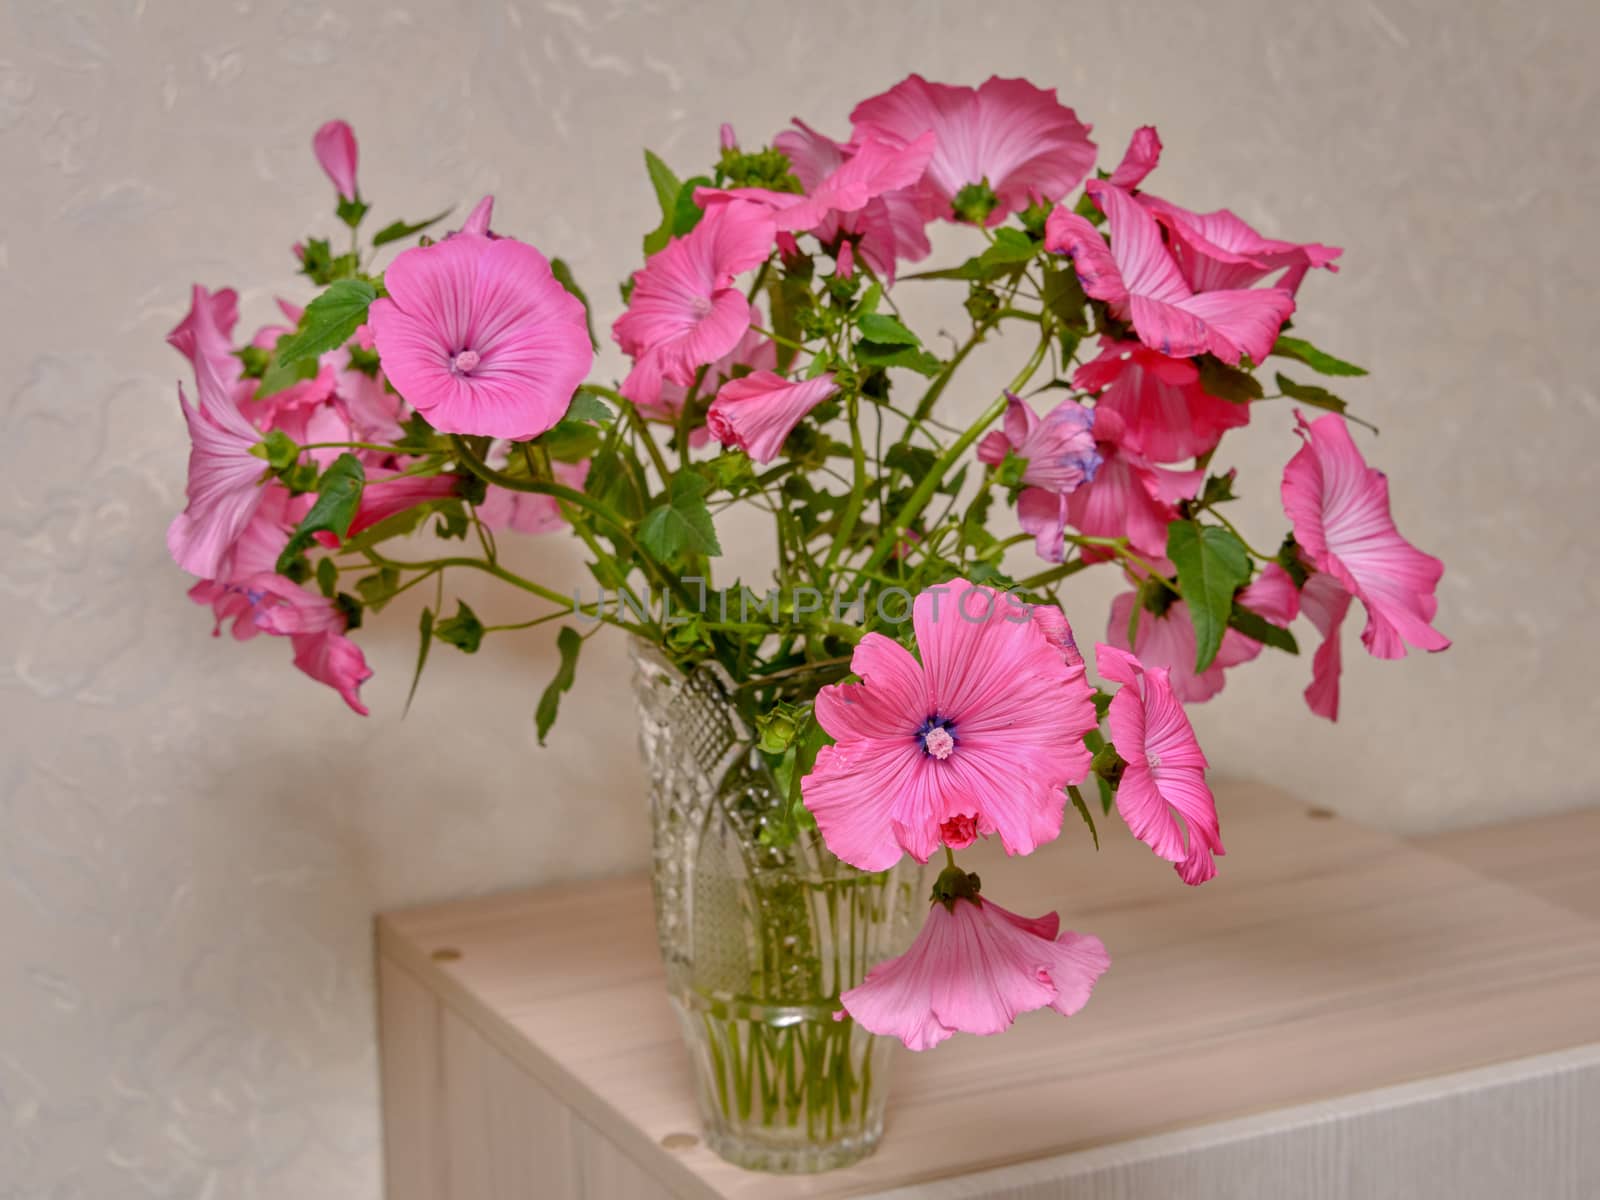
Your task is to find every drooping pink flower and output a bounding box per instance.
[613,199,775,400]
[851,75,1096,225]
[1106,126,1163,190]
[706,371,839,464]
[313,120,359,201]
[1074,338,1250,463]
[976,393,1101,493]
[369,232,593,439]
[1019,407,1200,562]
[1299,571,1352,721]
[477,458,590,535]
[1046,182,1294,365]
[314,471,462,546]
[1281,412,1449,663]
[840,891,1109,1050]
[167,285,241,381]
[1106,564,1299,703]
[630,323,776,439]
[834,239,856,280]
[167,315,271,580]
[187,487,297,638]
[802,579,1099,870]
[1139,193,1341,296]
[250,576,373,714]
[1096,643,1223,885]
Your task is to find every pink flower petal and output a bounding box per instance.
[705,370,838,464]
[312,120,359,201]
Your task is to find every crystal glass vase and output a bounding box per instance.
[630,641,924,1174]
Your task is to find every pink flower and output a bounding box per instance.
[250,577,373,714]
[706,371,838,464]
[313,120,359,201]
[840,889,1109,1051]
[802,579,1099,870]
[315,471,462,546]
[1096,643,1223,885]
[851,75,1096,225]
[1299,571,1351,721]
[772,121,932,281]
[1074,338,1250,463]
[478,459,589,535]
[1019,407,1200,562]
[1046,182,1294,365]
[1106,126,1163,190]
[1281,412,1449,663]
[167,285,240,381]
[630,324,776,437]
[613,200,775,399]
[369,232,593,440]
[167,314,271,580]
[1140,193,1341,296]
[1106,564,1299,703]
[975,393,1100,493]
[834,239,856,280]
[719,122,738,151]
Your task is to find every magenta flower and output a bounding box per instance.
[251,577,373,714]
[1141,193,1341,296]
[1096,643,1223,885]
[1106,564,1300,703]
[1018,406,1200,563]
[840,890,1109,1051]
[167,284,241,381]
[1106,126,1163,190]
[1282,412,1448,660]
[369,232,593,440]
[613,199,775,400]
[802,579,1098,871]
[851,75,1096,225]
[1046,182,1295,365]
[629,323,775,441]
[1074,338,1250,463]
[1282,411,1449,706]
[167,315,271,580]
[975,392,1100,493]
[706,371,839,464]
[313,120,359,201]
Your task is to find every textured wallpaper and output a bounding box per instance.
[2,0,1596,1195]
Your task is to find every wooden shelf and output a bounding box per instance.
[376,783,1600,1199]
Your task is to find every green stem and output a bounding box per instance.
[825,392,869,572]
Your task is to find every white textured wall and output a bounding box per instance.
[1,1,1595,1195]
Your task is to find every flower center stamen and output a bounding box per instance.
[918,717,957,761]
[450,348,481,374]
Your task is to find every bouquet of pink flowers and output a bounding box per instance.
[164,75,1449,1062]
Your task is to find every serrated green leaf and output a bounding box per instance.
[638,472,722,560]
[272,279,377,368]
[534,626,582,745]
[435,600,484,654]
[275,454,366,572]
[1272,335,1368,377]
[642,150,681,255]
[1275,372,1347,414]
[1067,784,1100,850]
[1166,519,1251,673]
[910,229,1039,282]
[562,392,614,425]
[672,176,709,237]
[372,207,452,247]
[855,312,920,347]
[857,340,943,377]
[256,349,318,399]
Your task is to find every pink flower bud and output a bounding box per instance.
[312,120,359,201]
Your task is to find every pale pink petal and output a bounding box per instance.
[291,630,372,715]
[1106,126,1163,190]
[814,633,929,742]
[1300,570,1352,721]
[459,194,495,237]
[706,370,838,464]
[1141,192,1343,294]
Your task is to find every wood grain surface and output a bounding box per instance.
[377,784,1600,1199]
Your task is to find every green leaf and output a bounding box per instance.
[256,350,318,400]
[1272,335,1368,377]
[275,454,366,572]
[642,150,682,255]
[371,207,452,247]
[1228,604,1300,654]
[1041,265,1090,332]
[1166,519,1251,673]
[912,228,1039,282]
[534,626,582,745]
[857,340,943,378]
[434,600,485,654]
[272,279,377,368]
[672,176,709,237]
[549,257,599,349]
[315,556,338,599]
[1198,357,1265,403]
[405,607,434,716]
[562,392,614,425]
[1275,372,1347,415]
[854,313,920,347]
[638,473,722,560]
[1067,784,1100,850]
[254,429,300,471]
[354,566,401,612]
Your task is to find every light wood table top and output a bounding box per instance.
[377,783,1600,1199]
